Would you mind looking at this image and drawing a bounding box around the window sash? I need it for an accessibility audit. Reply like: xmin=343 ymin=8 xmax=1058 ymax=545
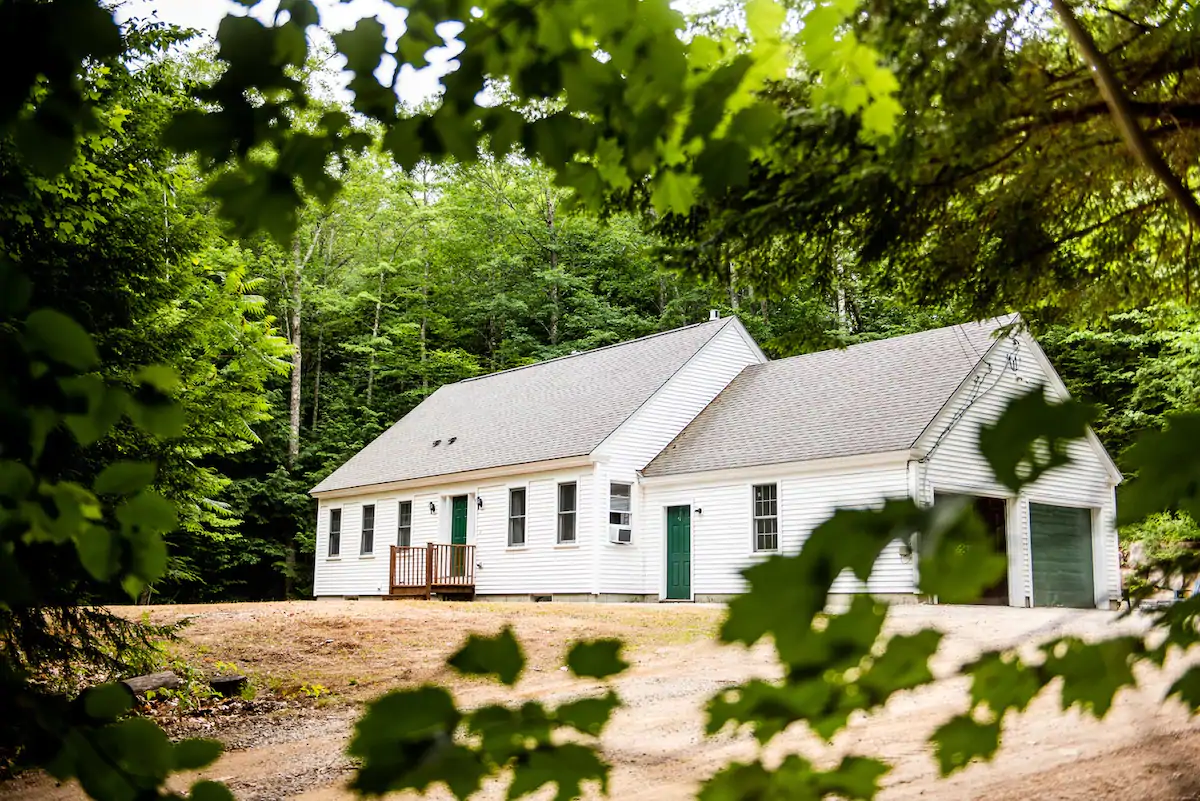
xmin=609 ymin=482 xmax=632 ymax=535
xmin=509 ymin=488 xmax=526 ymax=546
xmin=397 ymin=501 xmax=412 ymax=547
xmin=361 ymin=504 xmax=375 ymax=554
xmin=558 ymin=482 xmax=577 ymax=543
xmin=328 ymin=508 xmax=341 ymax=557
xmin=752 ymin=484 xmax=778 ymax=552
xmin=610 ymin=483 xmax=631 ymax=512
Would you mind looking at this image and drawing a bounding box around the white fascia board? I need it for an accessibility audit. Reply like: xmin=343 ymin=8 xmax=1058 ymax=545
xmin=639 ymin=449 xmax=913 ymax=488
xmin=310 ymin=455 xmax=595 ymax=499
xmin=1020 ymin=333 xmax=1124 ymax=485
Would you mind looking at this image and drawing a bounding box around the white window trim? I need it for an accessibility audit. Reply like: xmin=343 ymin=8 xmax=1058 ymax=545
xmin=508 ymin=484 xmax=529 ymax=549
xmin=360 ymin=503 xmax=377 ymax=555
xmin=751 ymin=482 xmax=780 ymax=553
xmin=396 ymin=498 xmax=414 ymax=548
xmin=608 ymin=481 xmax=633 ymax=545
xmin=327 ymin=505 xmax=344 ymax=559
xmin=557 ymin=480 xmax=578 ymax=544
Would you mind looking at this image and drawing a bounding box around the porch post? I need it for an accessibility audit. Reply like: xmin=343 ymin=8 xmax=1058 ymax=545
xmin=425 ymin=543 xmax=434 ymax=600
xmin=389 ymin=545 xmax=396 ymax=592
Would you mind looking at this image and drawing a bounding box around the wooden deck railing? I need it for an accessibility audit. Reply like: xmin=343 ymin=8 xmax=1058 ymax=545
xmin=389 ymin=543 xmax=476 ymax=598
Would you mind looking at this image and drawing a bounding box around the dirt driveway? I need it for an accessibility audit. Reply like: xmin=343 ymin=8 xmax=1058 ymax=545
xmin=4 ymin=601 xmax=1199 ymax=801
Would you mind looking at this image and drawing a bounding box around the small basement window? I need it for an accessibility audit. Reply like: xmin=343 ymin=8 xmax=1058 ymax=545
xmin=609 ymin=483 xmax=632 ymax=544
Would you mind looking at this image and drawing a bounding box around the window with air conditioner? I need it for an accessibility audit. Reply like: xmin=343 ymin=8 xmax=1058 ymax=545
xmin=609 ymin=483 xmax=632 ymax=544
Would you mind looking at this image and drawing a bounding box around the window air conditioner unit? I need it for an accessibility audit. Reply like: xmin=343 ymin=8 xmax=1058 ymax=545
xmin=609 ymin=526 xmax=632 ymax=544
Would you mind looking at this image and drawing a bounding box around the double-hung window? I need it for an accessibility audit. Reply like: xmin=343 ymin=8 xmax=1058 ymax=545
xmin=609 ymin=483 xmax=632 ymax=544
xmin=557 ymin=482 xmax=577 ymax=543
xmin=397 ymin=501 xmax=412 ymax=546
xmin=752 ymin=484 xmax=778 ymax=552
xmin=328 ymin=508 xmax=342 ymax=557
xmin=360 ymin=504 xmax=375 ymax=555
xmin=509 ymin=488 xmax=527 ymax=546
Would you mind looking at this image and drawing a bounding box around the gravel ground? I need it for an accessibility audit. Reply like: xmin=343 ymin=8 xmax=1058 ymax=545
xmin=3 ymin=601 xmax=1198 ymax=801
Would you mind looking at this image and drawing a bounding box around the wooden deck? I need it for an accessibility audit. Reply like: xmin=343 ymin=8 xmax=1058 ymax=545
xmin=389 ymin=543 xmax=476 ymax=599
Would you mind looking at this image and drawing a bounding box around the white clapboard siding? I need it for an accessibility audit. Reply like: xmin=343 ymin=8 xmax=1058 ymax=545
xmin=590 ymin=319 xmax=762 ymax=596
xmin=917 ymin=332 xmax=1121 ymax=605
xmin=595 ymin=462 xmax=647 ymax=595
xmin=313 ymin=466 xmax=597 ymax=598
xmin=639 ymin=459 xmax=913 ymax=598
xmin=594 ymin=320 xmax=764 ymax=476
xmin=473 ymin=467 xmax=595 ymax=596
xmin=313 ymin=494 xmax=399 ymax=597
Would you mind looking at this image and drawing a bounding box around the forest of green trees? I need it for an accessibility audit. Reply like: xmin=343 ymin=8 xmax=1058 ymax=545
xmin=17 ymin=14 xmax=1193 ymax=606
xmin=6 ymin=0 xmax=1200 ymax=798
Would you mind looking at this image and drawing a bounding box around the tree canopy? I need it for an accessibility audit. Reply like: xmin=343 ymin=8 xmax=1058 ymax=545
xmin=3 ymin=0 xmax=1200 ymax=800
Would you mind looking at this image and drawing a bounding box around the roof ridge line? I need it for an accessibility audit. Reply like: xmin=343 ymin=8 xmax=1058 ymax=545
xmin=752 ymin=316 xmax=1014 ymax=370
xmin=457 ymin=317 xmax=728 ymax=384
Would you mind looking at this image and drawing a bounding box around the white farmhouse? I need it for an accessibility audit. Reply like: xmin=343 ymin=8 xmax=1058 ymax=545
xmin=310 ymin=315 xmax=1122 ymax=608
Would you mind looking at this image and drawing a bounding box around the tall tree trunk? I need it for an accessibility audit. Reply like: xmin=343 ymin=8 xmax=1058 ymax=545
xmin=1051 ymin=0 xmax=1200 ymax=230
xmin=284 ymin=222 xmax=323 ymax=599
xmin=311 ymin=322 xmax=323 ymax=430
xmin=421 ymin=258 xmax=429 ymax=393
xmin=546 ymin=189 xmax=560 ymax=346
xmin=367 ymin=266 xmax=383 ymax=407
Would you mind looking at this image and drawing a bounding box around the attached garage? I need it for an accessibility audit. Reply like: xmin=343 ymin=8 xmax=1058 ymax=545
xmin=1029 ymin=503 xmax=1096 ymax=608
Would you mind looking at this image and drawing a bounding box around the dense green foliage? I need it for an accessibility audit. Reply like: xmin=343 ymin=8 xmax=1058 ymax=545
xmin=4 ymin=0 xmax=1200 ymax=799
xmin=654 ymin=0 xmax=1200 ymax=318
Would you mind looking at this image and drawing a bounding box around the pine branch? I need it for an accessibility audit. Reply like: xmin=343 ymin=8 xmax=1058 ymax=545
xmin=1051 ymin=0 xmax=1200 ymax=230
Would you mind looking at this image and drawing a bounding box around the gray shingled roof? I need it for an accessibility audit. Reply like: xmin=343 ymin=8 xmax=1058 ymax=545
xmin=311 ymin=318 xmax=732 ymax=493
xmin=642 ymin=317 xmax=1017 ymax=477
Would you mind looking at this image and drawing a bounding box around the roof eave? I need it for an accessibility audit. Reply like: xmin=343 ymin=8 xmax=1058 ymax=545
xmin=310 ymin=454 xmax=596 ymax=499
xmin=640 ymin=449 xmax=914 ymax=486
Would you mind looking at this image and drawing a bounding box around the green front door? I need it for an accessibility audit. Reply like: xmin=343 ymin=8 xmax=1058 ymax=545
xmin=1030 ymin=503 xmax=1095 ymax=608
xmin=666 ymin=506 xmax=691 ymax=600
xmin=451 ymin=495 xmax=468 ymax=576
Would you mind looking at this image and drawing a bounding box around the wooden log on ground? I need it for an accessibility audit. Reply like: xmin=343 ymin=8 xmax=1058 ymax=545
xmin=209 ymin=674 xmax=248 ymax=697
xmin=121 ymin=671 xmax=183 ymax=695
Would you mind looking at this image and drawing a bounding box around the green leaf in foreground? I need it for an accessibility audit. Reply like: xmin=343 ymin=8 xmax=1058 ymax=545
xmin=565 ymin=639 xmax=628 ymax=679
xmin=978 ymin=386 xmax=1095 ymax=493
xmin=1118 ymin=412 xmax=1200 ymax=525
xmin=349 ymin=686 xmax=486 ymax=798
xmin=553 ymin=691 xmax=620 ymax=736
xmin=448 ymin=626 xmax=525 ymax=685
xmin=507 ymin=743 xmax=609 ymax=801
xmin=700 ymin=754 xmax=890 ymax=800
xmin=173 ymin=738 xmax=224 ymax=771
xmin=24 ymin=308 xmax=99 ymax=370
xmin=190 ymin=780 xmax=237 ymax=801
xmin=966 ymin=651 xmax=1041 ymax=716
xmin=930 ymin=714 xmax=1001 ymax=776
xmin=1042 ymin=636 xmax=1143 ymax=717
xmin=1168 ymin=665 xmax=1200 ymax=712
xmin=82 ymin=684 xmax=133 ymax=720
xmin=93 ymin=461 xmax=157 ymax=496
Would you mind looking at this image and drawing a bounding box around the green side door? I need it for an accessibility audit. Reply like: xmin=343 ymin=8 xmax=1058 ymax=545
xmin=1029 ymin=503 xmax=1095 ymax=608
xmin=666 ymin=505 xmax=691 ymax=600
xmin=451 ymin=495 xmax=468 ymax=576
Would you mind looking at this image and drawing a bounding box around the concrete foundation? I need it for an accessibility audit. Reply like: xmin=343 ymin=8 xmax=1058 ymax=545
xmin=474 ymin=593 xmax=658 ymax=603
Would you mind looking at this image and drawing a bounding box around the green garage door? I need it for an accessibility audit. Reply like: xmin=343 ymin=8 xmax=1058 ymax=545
xmin=1029 ymin=503 xmax=1095 ymax=608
